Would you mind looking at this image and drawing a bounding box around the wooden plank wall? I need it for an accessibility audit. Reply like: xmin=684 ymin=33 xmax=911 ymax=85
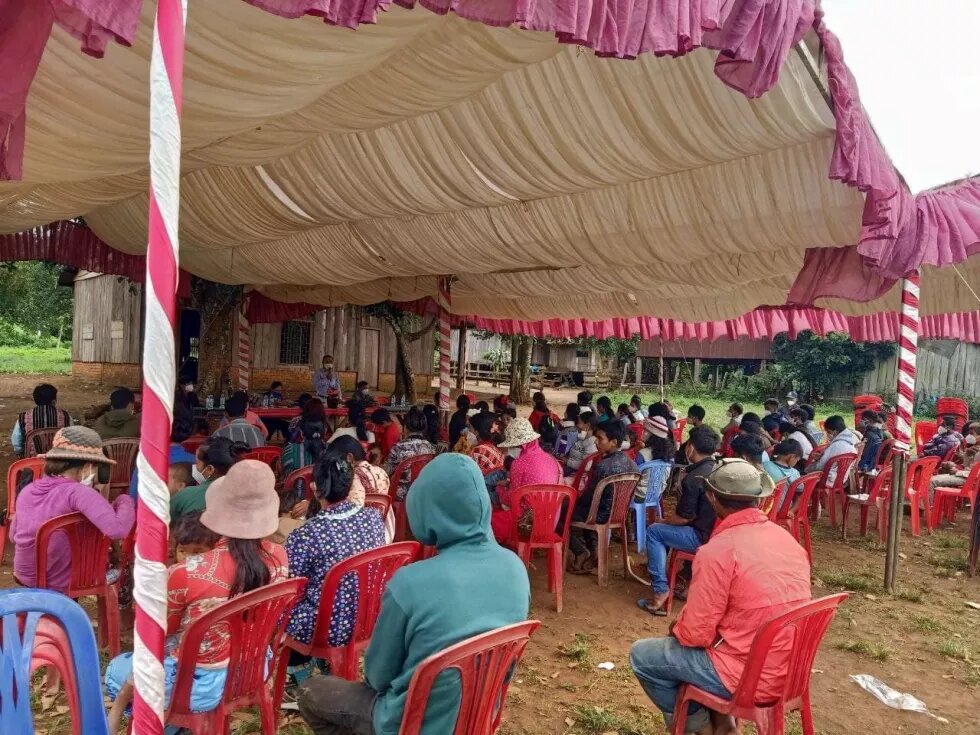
xmin=250 ymin=306 xmax=434 ymax=386
xmin=71 ymin=274 xmax=142 ymax=363
xmin=832 ymin=341 xmax=980 ymax=399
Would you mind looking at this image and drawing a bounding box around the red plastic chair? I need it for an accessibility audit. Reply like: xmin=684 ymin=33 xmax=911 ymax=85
xmin=905 ymin=456 xmax=940 ymax=536
xmin=569 ymin=472 xmax=641 ymax=587
xmin=762 ymin=480 xmax=788 ymax=521
xmin=720 ymin=425 xmax=740 ymax=458
xmin=665 ymin=549 xmax=697 ymax=616
xmin=936 ymin=397 xmax=969 ymax=430
xmin=163 ymin=578 xmax=305 ymax=735
xmin=511 ymin=485 xmax=576 ymax=612
xmin=471 ymin=444 xmax=504 ymax=475
xmin=569 ymin=452 xmax=599 ymax=498
xmin=841 ymin=467 xmax=893 ymax=541
xmin=774 ymin=473 xmax=821 ymax=565
xmin=673 ymin=418 xmax=687 ymax=444
xmin=24 ymin=427 xmax=58 ymax=458
xmin=672 ymin=594 xmax=848 ymax=735
xmin=242 ymin=445 xmax=283 ymax=474
xmin=913 ymin=421 xmax=937 ymax=456
xmin=397 ymin=620 xmax=540 ymax=735
xmin=35 ymin=512 xmax=123 ymax=656
xmin=103 ymin=438 xmax=140 ymax=495
xmin=389 ymin=453 xmax=435 ymax=541
xmin=932 ymin=463 xmax=980 ymax=528
xmin=1 ymin=457 xmax=45 ymax=565
xmin=813 ymin=453 xmax=857 ymax=527
xmin=875 ymin=438 xmax=895 ymax=468
xmin=281 ymin=465 xmax=314 ymax=501
xmin=363 ymin=492 xmax=392 ymax=519
xmin=283 ymin=542 xmax=420 ymax=680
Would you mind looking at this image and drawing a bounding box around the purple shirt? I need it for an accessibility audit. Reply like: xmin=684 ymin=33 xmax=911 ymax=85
xmin=11 ymin=474 xmax=135 ymax=593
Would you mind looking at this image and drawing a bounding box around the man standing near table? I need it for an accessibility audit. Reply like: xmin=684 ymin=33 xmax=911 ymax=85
xmin=313 ymin=354 xmax=344 ymax=403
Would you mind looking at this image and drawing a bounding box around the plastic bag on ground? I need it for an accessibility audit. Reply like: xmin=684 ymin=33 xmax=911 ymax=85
xmin=849 ymin=674 xmax=948 ymax=723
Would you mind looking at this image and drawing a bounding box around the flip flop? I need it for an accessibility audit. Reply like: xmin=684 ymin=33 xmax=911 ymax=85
xmin=637 ymin=598 xmax=668 ymax=617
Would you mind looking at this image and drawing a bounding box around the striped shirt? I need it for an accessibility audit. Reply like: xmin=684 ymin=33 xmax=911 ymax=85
xmin=212 ymin=418 xmax=266 ymax=449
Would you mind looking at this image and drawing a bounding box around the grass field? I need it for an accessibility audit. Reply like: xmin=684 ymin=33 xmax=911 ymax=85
xmin=0 ymin=346 xmax=71 ymax=374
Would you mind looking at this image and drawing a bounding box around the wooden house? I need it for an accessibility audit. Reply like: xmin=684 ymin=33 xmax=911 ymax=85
xmin=70 ymin=273 xmax=435 ymax=393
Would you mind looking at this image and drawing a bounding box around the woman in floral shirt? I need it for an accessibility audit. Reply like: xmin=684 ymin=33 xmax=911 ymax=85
xmin=331 ymin=434 xmax=394 ymax=542
xmin=106 ymin=460 xmax=288 ymax=732
xmin=383 ymin=407 xmax=435 ymax=499
xmin=284 ymin=443 xmax=386 ymax=685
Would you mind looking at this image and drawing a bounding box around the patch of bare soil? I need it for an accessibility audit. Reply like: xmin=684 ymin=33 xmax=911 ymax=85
xmin=2 ymin=375 xmax=978 ymax=734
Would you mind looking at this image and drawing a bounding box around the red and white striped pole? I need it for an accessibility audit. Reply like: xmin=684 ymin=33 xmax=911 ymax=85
xmin=133 ymin=0 xmax=187 ymax=732
xmin=893 ymin=272 xmax=920 ymax=452
xmin=238 ymin=293 xmax=251 ymax=391
xmin=885 ymin=271 xmax=919 ymax=591
xmin=437 ymin=277 xmax=452 ymax=417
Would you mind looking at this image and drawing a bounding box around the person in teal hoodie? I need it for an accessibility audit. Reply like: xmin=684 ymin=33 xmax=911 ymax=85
xmin=297 ymin=452 xmax=530 ymax=735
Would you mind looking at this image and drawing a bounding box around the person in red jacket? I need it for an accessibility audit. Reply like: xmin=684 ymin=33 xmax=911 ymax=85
xmin=370 ymin=408 xmax=402 ymax=461
xmin=630 ymin=459 xmax=811 ymax=734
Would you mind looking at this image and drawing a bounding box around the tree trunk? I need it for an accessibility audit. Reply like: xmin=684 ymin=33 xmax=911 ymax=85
xmin=392 ymin=327 xmax=417 ymax=404
xmin=456 ymin=325 xmax=468 ymax=391
xmin=191 ymin=278 xmax=243 ymax=399
xmin=509 ymin=335 xmax=533 ymax=404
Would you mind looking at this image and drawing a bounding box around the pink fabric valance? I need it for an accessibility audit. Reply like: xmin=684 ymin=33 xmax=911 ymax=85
xmin=246 ymin=291 xmax=321 ymax=323
xmin=0 ymin=219 xmax=191 ymax=296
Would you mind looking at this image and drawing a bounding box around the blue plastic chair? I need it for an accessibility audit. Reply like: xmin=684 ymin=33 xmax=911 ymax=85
xmin=0 ymin=588 xmax=109 ymax=735
xmin=631 ymin=459 xmax=672 ymax=553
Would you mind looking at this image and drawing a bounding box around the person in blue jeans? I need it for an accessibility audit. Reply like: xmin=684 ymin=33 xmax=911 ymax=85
xmin=638 ymin=425 xmax=719 ymax=616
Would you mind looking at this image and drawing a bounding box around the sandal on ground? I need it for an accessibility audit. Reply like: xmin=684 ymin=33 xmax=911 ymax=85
xmin=637 ymin=598 xmax=668 ymax=617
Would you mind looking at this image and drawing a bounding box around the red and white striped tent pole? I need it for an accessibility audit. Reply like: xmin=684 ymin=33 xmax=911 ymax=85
xmin=132 ymin=0 xmax=187 ymax=732
xmin=437 ymin=277 xmax=452 ymax=419
xmin=238 ymin=293 xmax=251 ymax=391
xmin=884 ymin=271 xmax=920 ymax=591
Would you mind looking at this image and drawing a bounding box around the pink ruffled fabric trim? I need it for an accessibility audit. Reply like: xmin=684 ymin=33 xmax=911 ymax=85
xmin=0 ymin=219 xmax=191 ymax=296
xmin=247 ymin=290 xmax=322 ymax=323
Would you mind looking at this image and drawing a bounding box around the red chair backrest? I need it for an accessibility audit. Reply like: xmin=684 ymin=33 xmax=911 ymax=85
xmin=773 ymin=473 xmax=821 ymax=523
xmin=582 ymin=472 xmax=641 ymax=526
xmin=906 ymin=456 xmax=940 ymax=498
xmin=673 ymin=418 xmax=687 ymax=444
xmin=726 ymin=594 xmax=848 ymax=710
xmin=720 ymin=425 xmax=740 ymax=457
xmin=282 ymin=466 xmax=314 ymax=501
xmin=181 ymin=436 xmax=207 ymax=455
xmin=242 ymin=446 xmax=283 ymax=469
xmin=762 ymin=479 xmax=788 ymax=521
xmin=310 ymin=542 xmax=420 ymax=676
xmin=866 ymin=466 xmax=893 ymax=503
xmin=35 ymin=513 xmax=113 ymax=594
xmin=956 ymin=463 xmax=980 ymax=502
xmin=936 ymin=397 xmax=969 ymax=430
xmin=103 ymin=438 xmax=140 ymax=487
xmin=852 ymin=394 xmax=883 ymax=408
xmin=818 ymin=452 xmax=857 ymax=491
xmin=398 ymin=620 xmax=540 ymax=735
xmin=24 ymin=428 xmax=58 ymax=458
xmin=363 ymin=493 xmax=392 ymax=518
xmin=470 ymin=445 xmax=504 ymax=475
xmin=940 ymin=443 xmax=960 ymax=464
xmin=5 ymin=457 xmax=45 ymax=519
xmin=875 ymin=439 xmax=895 ymax=468
xmin=168 ymin=578 xmax=305 ymax=719
xmin=570 ymin=452 xmax=599 ymax=497
xmin=914 ymin=421 xmax=937 ymax=455
xmin=390 ymin=453 xmax=435 ymax=492
xmin=511 ymin=485 xmax=576 ymax=546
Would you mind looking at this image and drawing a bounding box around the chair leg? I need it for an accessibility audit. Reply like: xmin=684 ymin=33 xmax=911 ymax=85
xmin=0 ymin=524 xmax=8 ymax=566
xmin=802 ymin=520 xmax=813 ymax=566
xmin=104 ymin=585 xmax=121 ymax=657
xmin=909 ymin=495 xmax=920 ymax=537
xmin=800 ymin=691 xmax=815 ymax=735
xmin=259 ymin=696 xmax=278 ymax=735
xmin=596 ymin=527 xmax=610 ymax=588
xmin=859 ymin=505 xmax=869 ymax=537
xmin=551 ymin=543 xmax=564 ymax=613
xmin=634 ymin=505 xmax=646 ymax=554
xmin=671 ymin=687 xmax=690 ymax=735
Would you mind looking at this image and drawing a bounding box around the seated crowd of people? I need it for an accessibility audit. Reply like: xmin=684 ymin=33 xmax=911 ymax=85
xmin=6 ymin=379 xmax=976 ymax=734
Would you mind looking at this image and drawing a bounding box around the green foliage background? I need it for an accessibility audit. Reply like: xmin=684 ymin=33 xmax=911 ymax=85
xmin=0 ymin=262 xmax=74 ymax=346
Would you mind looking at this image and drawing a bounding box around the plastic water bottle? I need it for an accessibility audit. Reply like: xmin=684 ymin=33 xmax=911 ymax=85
xmin=206 ymin=394 xmax=214 ymax=410
xmin=219 ymin=393 xmax=226 ymax=409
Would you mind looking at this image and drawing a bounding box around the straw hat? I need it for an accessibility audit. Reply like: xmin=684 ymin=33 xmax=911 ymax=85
xmin=200 ymin=460 xmax=279 ymax=539
xmin=643 ymin=416 xmax=669 ymax=439
xmin=497 ymin=417 xmax=540 ymax=448
xmin=41 ymin=426 xmax=115 ymax=464
xmin=704 ymin=459 xmax=775 ymax=499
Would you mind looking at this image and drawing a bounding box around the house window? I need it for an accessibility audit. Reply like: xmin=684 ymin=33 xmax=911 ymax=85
xmin=575 ymin=349 xmax=589 ymax=358
xmin=279 ymin=321 xmax=311 ymax=365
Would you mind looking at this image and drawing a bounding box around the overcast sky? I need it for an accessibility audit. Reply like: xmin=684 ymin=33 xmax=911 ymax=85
xmin=820 ymin=0 xmax=979 ymax=193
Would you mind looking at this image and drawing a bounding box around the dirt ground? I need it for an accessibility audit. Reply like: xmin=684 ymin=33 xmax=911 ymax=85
xmin=2 ymin=374 xmax=978 ymax=735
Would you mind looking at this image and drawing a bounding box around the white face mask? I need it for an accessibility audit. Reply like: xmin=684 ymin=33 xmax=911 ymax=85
xmin=577 ymin=430 xmax=587 ymax=440
xmin=966 ymin=434 xmax=977 ymax=446
xmin=507 ymin=447 xmax=521 ymax=459
xmin=184 ymin=384 xmax=194 ymax=392
xmin=192 ymin=465 xmax=207 ymax=484
xmin=938 ymin=426 xmax=949 ymax=435
xmin=81 ymin=472 xmax=97 ymax=487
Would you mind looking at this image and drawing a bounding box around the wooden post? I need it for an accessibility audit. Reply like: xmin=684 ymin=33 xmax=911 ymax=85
xmin=659 ymin=339 xmax=665 ymax=401
xmin=455 ymin=324 xmax=468 ymax=391
xmin=635 ymin=356 xmax=642 ymax=386
xmin=693 ymin=358 xmax=702 ymax=385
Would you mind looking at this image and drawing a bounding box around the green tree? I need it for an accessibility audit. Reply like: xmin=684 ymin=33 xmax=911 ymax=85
xmin=772 ymin=331 xmax=895 ymax=398
xmin=0 ymin=262 xmax=74 ymax=341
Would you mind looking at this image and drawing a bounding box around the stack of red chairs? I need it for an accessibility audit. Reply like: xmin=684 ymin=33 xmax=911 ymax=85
xmin=936 ymin=397 xmax=969 ymax=431
xmin=852 ymin=394 xmax=883 ymax=431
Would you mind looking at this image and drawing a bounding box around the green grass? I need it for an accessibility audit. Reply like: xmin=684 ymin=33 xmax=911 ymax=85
xmin=0 ymin=346 xmax=71 ymax=374
xmin=910 ymin=615 xmax=946 ymax=634
xmin=938 ymin=639 xmax=973 ymax=661
xmin=817 ymin=568 xmax=880 ymax=593
xmin=932 ymin=533 xmax=969 ymax=550
xmin=559 ymin=633 xmax=597 ymax=665
xmin=836 ymin=639 xmax=893 ymax=662
xmin=573 ymin=704 xmax=657 ymax=735
xmin=893 ymin=587 xmax=925 ymax=603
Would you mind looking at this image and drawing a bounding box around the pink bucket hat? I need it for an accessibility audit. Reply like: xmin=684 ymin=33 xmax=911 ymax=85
xmin=200 ymin=459 xmax=279 ymax=539
xmin=644 ymin=415 xmax=669 ymax=439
